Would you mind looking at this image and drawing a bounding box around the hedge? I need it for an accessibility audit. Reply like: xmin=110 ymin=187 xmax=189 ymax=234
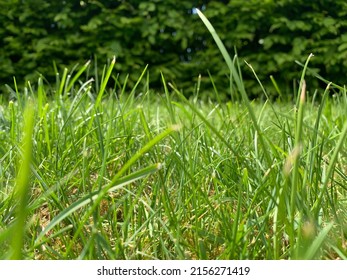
xmin=1 ymin=0 xmax=347 ymax=98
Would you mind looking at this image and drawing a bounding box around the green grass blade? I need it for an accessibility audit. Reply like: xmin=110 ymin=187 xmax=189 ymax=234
xmin=9 ymin=102 xmax=35 ymax=259
xmin=312 ymin=116 xmax=347 ymax=216
xmin=66 ymin=60 xmax=91 ymax=93
xmin=303 ymin=223 xmax=333 ymax=259
xmin=196 ymin=9 xmax=272 ymax=167
xmin=95 ymin=56 xmax=115 ymax=107
xmin=196 ymin=9 xmax=244 ymax=94
xmin=270 ymin=75 xmax=283 ymax=99
xmin=58 ymin=67 xmax=68 ymax=96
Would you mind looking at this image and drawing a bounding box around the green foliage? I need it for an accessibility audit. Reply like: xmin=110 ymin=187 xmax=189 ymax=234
xmin=1 ymin=0 xmax=347 ymax=97
xmin=195 ymin=0 xmax=347 ymax=97
xmin=0 ymin=0 xmax=207 ymax=91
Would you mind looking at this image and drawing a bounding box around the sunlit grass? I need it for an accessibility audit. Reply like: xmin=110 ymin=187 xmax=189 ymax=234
xmin=0 ymin=10 xmax=346 ymax=260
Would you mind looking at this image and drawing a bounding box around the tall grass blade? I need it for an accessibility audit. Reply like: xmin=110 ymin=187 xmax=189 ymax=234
xmin=196 ymin=9 xmax=272 ymax=167
xmin=66 ymin=60 xmax=91 ymax=93
xmin=9 ymin=102 xmax=35 ymax=259
xmin=58 ymin=67 xmax=68 ymax=96
xmin=312 ymin=116 xmax=347 ymax=217
xmin=95 ymin=56 xmax=115 ymax=107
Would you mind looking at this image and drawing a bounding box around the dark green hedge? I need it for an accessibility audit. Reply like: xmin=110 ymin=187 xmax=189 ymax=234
xmin=1 ymin=0 xmax=347 ymax=97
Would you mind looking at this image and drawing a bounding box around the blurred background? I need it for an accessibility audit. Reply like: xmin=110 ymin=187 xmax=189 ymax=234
xmin=1 ymin=0 xmax=347 ymax=98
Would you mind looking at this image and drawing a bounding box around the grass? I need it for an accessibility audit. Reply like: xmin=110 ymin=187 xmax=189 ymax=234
xmin=0 ymin=10 xmax=347 ymax=260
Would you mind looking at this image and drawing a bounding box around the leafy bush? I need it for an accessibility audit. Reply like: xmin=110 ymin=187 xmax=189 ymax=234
xmin=1 ymin=0 xmax=347 ymax=97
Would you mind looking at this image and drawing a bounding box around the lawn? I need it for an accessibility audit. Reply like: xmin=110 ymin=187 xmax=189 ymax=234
xmin=0 ymin=11 xmax=346 ymax=260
